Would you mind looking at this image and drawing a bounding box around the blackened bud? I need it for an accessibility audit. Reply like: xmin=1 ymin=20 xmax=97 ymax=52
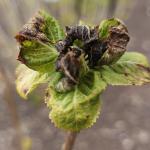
xmin=65 ymin=25 xmax=91 ymax=43
xmin=55 ymin=47 xmax=81 ymax=83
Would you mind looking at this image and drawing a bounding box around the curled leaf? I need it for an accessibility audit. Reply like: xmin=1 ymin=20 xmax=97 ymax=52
xmin=15 ymin=10 xmax=64 ymax=44
xmin=15 ymin=11 xmax=65 ymax=72
xmin=98 ymin=18 xmax=130 ymax=65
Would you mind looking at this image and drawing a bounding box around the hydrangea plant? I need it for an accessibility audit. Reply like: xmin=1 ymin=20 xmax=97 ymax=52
xmin=15 ymin=11 xmax=150 ymax=133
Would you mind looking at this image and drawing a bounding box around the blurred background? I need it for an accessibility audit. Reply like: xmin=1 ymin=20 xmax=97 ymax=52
xmin=0 ymin=0 xmax=150 ymax=150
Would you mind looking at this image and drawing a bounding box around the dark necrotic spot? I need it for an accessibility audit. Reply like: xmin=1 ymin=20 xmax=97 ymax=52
xmin=83 ymin=40 xmax=108 ymax=67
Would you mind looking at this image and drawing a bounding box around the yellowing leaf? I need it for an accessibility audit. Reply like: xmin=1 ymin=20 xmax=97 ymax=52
xmin=16 ymin=64 xmax=53 ymax=99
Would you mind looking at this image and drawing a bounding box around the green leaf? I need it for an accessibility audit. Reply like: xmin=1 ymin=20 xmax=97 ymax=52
xmin=45 ymin=71 xmax=107 ymax=131
xmin=39 ymin=10 xmax=65 ymax=43
xmin=118 ymin=52 xmax=149 ymax=67
xmin=100 ymin=52 xmax=150 ymax=85
xmin=15 ymin=10 xmax=65 ymax=72
xmin=16 ymin=64 xmax=54 ymax=99
xmin=99 ymin=18 xmax=120 ymax=39
xmin=18 ymin=41 xmax=58 ymax=72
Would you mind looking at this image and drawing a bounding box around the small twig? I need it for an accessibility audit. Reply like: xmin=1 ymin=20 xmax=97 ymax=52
xmin=0 ymin=66 xmax=22 ymax=150
xmin=62 ymin=131 xmax=78 ymax=150
xmin=107 ymin=0 xmax=118 ymax=18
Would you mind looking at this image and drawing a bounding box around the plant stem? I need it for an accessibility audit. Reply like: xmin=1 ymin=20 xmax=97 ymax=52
xmin=62 ymin=131 xmax=78 ymax=150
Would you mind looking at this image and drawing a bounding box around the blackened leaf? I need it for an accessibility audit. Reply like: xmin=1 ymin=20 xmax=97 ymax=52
xmin=100 ymin=52 xmax=150 ymax=85
xmin=16 ymin=64 xmax=56 ymax=99
xmin=16 ymin=10 xmax=65 ymax=44
xmin=98 ymin=18 xmax=130 ymax=65
xmin=45 ymin=71 xmax=107 ymax=131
